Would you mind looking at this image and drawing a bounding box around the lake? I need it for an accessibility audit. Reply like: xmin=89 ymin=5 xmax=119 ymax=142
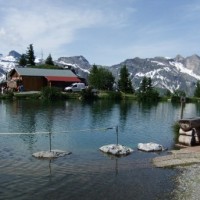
xmin=0 ymin=99 xmax=199 ymax=200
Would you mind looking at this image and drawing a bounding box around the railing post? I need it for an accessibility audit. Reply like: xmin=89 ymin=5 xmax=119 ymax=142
xmin=116 ymin=125 xmax=118 ymax=145
xmin=49 ymin=132 xmax=52 ymax=152
xmin=180 ymin=96 xmax=186 ymax=119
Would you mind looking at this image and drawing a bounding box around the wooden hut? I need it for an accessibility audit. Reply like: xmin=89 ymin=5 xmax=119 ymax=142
xmin=7 ymin=67 xmax=81 ymax=91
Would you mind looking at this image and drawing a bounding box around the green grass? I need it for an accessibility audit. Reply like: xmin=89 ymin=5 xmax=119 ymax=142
xmin=99 ymin=91 xmax=137 ymax=100
xmin=14 ymin=92 xmax=41 ymax=99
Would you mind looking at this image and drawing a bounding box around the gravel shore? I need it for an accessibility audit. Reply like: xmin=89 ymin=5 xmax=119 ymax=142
xmin=152 ymin=146 xmax=200 ymax=199
xmin=172 ymin=164 xmax=200 ymax=200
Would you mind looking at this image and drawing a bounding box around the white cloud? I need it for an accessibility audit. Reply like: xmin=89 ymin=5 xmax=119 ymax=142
xmin=0 ymin=0 xmax=198 ymax=65
xmin=0 ymin=5 xmax=102 ymax=54
xmin=0 ymin=28 xmax=6 ymax=36
xmin=0 ymin=0 xmax=135 ymax=57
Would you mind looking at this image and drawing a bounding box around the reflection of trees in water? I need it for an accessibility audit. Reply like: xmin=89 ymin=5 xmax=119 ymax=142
xmin=16 ymin=100 xmax=37 ymax=150
xmin=20 ymin=134 xmax=37 ymax=151
xmin=118 ymin=101 xmax=134 ymax=132
xmin=196 ymin=103 xmax=200 ymax=115
xmin=119 ymin=101 xmax=132 ymax=122
xmin=138 ymin=101 xmax=158 ymax=111
xmin=17 ymin=100 xmax=66 ymax=149
xmin=89 ymin=100 xmax=117 ymax=126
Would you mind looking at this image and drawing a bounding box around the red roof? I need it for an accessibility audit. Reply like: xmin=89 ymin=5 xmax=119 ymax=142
xmin=45 ymin=76 xmax=81 ymax=82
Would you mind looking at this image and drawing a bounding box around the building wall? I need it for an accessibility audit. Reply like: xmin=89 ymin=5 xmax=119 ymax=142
xmin=7 ymin=69 xmax=81 ymax=91
xmin=22 ymin=76 xmax=47 ymax=91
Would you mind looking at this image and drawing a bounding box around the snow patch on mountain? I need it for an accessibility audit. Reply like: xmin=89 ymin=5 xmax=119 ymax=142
xmin=151 ymin=61 xmax=165 ymax=66
xmin=55 ymin=56 xmax=91 ymax=80
xmin=1 ymin=56 xmax=17 ymax=62
xmin=135 ymin=67 xmax=171 ymax=79
xmin=57 ymin=60 xmax=90 ymax=74
xmin=170 ymin=61 xmax=200 ymax=80
xmin=0 ymin=74 xmax=6 ymax=83
xmin=0 ymin=60 xmax=16 ymax=71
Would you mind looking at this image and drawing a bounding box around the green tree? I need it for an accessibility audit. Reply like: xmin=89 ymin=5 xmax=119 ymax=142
xmin=118 ymin=65 xmax=134 ymax=93
xmin=165 ymin=89 xmax=171 ymax=97
xmin=88 ymin=65 xmax=115 ymax=90
xmin=137 ymin=76 xmax=159 ymax=101
xmin=194 ymin=81 xmax=200 ymax=97
xmin=171 ymin=89 xmax=186 ymax=103
xmin=26 ymin=44 xmax=35 ymax=66
xmin=88 ymin=64 xmax=99 ymax=87
xmin=139 ymin=76 xmax=148 ymax=93
xmin=45 ymin=54 xmax=54 ymax=65
xmin=18 ymin=54 xmax=27 ymax=67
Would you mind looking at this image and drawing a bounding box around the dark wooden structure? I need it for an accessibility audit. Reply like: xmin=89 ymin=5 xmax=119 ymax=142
xmin=178 ymin=118 xmax=200 ymax=146
xmin=7 ymin=67 xmax=81 ymax=91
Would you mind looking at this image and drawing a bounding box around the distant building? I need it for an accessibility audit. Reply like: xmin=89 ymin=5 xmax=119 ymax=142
xmin=7 ymin=67 xmax=81 ymax=91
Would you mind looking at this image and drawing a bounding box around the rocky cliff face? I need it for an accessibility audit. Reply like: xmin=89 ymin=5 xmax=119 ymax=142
xmin=55 ymin=56 xmax=91 ymax=80
xmin=8 ymin=50 xmax=21 ymax=59
xmin=183 ymin=55 xmax=200 ymax=74
xmin=109 ymin=55 xmax=200 ymax=96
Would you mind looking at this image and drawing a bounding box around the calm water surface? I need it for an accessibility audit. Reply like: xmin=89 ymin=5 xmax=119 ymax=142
xmin=0 ymin=99 xmax=200 ymax=200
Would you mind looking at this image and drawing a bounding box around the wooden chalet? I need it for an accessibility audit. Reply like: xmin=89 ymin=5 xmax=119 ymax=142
xmin=7 ymin=67 xmax=81 ymax=91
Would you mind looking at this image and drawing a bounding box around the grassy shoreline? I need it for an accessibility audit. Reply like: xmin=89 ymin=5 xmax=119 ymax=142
xmin=0 ymin=90 xmax=200 ymax=102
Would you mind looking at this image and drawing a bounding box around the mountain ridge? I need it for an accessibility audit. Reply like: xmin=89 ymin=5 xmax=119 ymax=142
xmin=1 ymin=51 xmax=200 ymax=96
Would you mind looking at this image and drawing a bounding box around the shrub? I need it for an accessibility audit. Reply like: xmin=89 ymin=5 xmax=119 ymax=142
xmin=100 ymin=91 xmax=122 ymax=100
xmin=41 ymin=86 xmax=61 ymax=100
xmin=80 ymin=88 xmax=99 ymax=100
xmin=0 ymin=91 xmax=14 ymax=99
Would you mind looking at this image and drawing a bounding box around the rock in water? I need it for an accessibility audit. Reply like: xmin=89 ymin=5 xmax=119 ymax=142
xmin=137 ymin=142 xmax=165 ymax=152
xmin=32 ymin=149 xmax=71 ymax=158
xmin=99 ymin=144 xmax=133 ymax=156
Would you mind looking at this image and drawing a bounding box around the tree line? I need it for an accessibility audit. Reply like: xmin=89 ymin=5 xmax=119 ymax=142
xmin=19 ymin=44 xmax=200 ymax=101
xmin=19 ymin=44 xmax=54 ymax=67
xmin=88 ymin=64 xmax=160 ymax=102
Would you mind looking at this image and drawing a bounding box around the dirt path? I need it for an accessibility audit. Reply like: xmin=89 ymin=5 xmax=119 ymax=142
xmin=152 ymin=146 xmax=200 ymax=168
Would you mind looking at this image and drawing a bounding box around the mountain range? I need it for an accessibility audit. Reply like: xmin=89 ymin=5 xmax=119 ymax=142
xmin=1 ymin=50 xmax=200 ymax=96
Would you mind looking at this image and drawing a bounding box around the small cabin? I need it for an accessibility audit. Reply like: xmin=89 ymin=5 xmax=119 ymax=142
xmin=7 ymin=67 xmax=81 ymax=91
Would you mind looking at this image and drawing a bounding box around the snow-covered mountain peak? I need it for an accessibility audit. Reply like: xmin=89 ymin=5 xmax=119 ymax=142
xmin=8 ymin=50 xmax=21 ymax=59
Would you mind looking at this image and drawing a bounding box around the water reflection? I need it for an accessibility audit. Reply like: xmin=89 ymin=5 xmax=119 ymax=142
xmin=138 ymin=101 xmax=159 ymax=110
xmin=1 ymin=99 xmax=200 ymax=199
xmin=119 ymin=101 xmax=133 ymax=131
xmin=196 ymin=103 xmax=200 ymax=116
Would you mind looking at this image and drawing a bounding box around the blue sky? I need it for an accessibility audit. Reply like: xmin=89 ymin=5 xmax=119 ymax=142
xmin=0 ymin=0 xmax=199 ymax=65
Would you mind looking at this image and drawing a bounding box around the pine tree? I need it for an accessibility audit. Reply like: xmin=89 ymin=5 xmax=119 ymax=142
xmin=26 ymin=44 xmax=35 ymax=66
xmin=45 ymin=54 xmax=54 ymax=65
xmin=139 ymin=76 xmax=147 ymax=93
xmin=118 ymin=65 xmax=134 ymax=93
xmin=194 ymin=81 xmax=200 ymax=97
xmin=18 ymin=54 xmax=27 ymax=67
xmin=138 ymin=76 xmax=159 ymax=101
xmin=88 ymin=65 xmax=99 ymax=88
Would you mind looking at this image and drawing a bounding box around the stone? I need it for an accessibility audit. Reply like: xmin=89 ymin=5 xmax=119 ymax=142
xmin=137 ymin=142 xmax=165 ymax=152
xmin=32 ymin=149 xmax=71 ymax=158
xmin=99 ymin=144 xmax=133 ymax=156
